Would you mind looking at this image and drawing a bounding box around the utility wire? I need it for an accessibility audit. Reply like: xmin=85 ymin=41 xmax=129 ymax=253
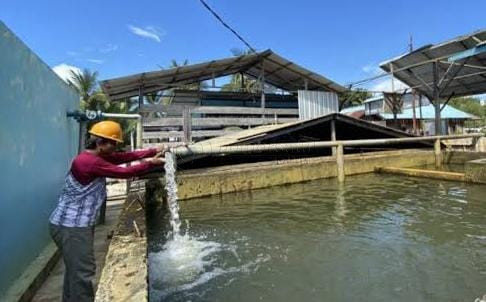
xmin=198 ymin=0 xmax=256 ymax=53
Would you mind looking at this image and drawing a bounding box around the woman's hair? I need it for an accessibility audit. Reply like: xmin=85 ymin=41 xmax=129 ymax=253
xmin=85 ymin=135 xmax=114 ymax=149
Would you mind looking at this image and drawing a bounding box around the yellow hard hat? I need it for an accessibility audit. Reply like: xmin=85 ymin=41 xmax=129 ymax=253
xmin=89 ymin=120 xmax=124 ymax=143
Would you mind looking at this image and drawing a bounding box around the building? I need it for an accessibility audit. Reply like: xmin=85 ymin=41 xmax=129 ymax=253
xmin=341 ymin=93 xmax=476 ymax=135
xmin=101 ymin=50 xmax=347 ymax=144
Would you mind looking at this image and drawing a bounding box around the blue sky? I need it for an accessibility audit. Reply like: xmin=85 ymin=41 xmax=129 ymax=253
xmin=1 ymin=0 xmax=485 ymax=91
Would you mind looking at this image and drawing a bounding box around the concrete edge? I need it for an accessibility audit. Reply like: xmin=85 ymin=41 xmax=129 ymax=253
xmin=95 ymin=194 xmax=148 ymax=302
xmin=2 ymin=242 xmax=60 ymax=302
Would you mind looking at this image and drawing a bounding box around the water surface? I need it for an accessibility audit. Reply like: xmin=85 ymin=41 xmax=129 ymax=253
xmin=148 ymin=174 xmax=486 ymax=302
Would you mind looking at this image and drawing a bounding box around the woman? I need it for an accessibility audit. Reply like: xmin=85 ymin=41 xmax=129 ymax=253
xmin=49 ymin=120 xmax=165 ymax=302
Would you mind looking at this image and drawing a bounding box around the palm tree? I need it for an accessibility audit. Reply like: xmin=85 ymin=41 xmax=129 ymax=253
xmin=67 ymin=68 xmax=109 ymax=110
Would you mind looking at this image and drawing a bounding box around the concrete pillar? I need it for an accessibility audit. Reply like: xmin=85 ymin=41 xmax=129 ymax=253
xmin=336 ymin=144 xmax=344 ymax=182
xmin=434 ymin=138 xmax=441 ymax=168
xmin=331 ymin=119 xmax=337 ymax=156
xmin=473 ymin=137 xmax=480 ymax=152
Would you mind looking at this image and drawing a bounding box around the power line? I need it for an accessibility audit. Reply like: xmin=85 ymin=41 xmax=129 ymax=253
xmin=198 ymin=0 xmax=256 ymax=53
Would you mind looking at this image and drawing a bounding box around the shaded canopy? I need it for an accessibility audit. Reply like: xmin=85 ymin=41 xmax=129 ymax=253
xmin=380 ymin=29 xmax=486 ymax=99
xmin=101 ymin=50 xmax=347 ymax=100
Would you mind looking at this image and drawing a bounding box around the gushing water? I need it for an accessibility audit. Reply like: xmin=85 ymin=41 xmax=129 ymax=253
xmin=150 ymin=152 xmax=268 ymax=300
xmin=164 ymin=152 xmax=181 ymax=236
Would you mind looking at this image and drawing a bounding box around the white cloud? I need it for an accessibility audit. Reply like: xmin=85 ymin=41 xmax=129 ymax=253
xmin=52 ymin=63 xmax=81 ymax=83
xmin=370 ymin=77 xmax=409 ymax=93
xmin=128 ymin=25 xmax=164 ymax=43
xmin=361 ymin=63 xmax=382 ymax=76
xmin=86 ymin=58 xmax=104 ymax=64
xmin=67 ymin=51 xmax=79 ymax=56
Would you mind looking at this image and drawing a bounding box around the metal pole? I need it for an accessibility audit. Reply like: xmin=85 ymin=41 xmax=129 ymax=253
xmin=434 ymin=138 xmax=441 ymax=168
xmin=433 ymin=61 xmax=442 ymax=135
xmin=261 ymin=61 xmax=265 ymax=120
xmin=136 ymin=117 xmax=143 ymax=149
xmin=183 ymin=107 xmax=192 ymax=144
xmin=336 ymin=144 xmax=344 ymax=182
xmin=171 ymin=133 xmax=482 ymax=157
xmin=412 ymin=90 xmax=417 ymax=134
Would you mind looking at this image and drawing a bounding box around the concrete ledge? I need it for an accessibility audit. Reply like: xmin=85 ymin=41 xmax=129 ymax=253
xmin=375 ymin=167 xmax=466 ymax=182
xmin=95 ymin=195 xmax=148 ymax=302
xmin=465 ymin=158 xmax=486 ymax=184
xmin=147 ymin=149 xmax=436 ymax=201
xmin=2 ymin=242 xmax=60 ymax=302
xmin=443 ymin=151 xmax=486 ymax=165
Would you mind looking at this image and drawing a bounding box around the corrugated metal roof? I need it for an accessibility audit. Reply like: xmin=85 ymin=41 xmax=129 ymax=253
xmin=380 ymin=29 xmax=486 ymax=99
xmin=101 ymin=50 xmax=347 ymax=100
xmin=380 ymin=104 xmax=476 ymax=120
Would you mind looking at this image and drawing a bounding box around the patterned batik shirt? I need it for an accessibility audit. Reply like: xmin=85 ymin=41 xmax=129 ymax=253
xmin=49 ymin=172 xmax=106 ymax=227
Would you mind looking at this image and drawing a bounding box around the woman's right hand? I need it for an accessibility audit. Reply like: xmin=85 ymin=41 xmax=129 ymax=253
xmin=149 ymin=152 xmax=165 ymax=165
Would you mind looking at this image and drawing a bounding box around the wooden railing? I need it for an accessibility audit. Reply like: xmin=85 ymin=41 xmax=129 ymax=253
xmin=142 ymin=105 xmax=299 ymax=142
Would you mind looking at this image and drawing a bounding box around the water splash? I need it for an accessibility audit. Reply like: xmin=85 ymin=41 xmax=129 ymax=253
xmin=150 ymin=152 xmax=268 ymax=300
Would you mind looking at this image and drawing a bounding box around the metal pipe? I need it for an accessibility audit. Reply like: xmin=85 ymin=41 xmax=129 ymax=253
xmin=171 ymin=133 xmax=483 ymax=157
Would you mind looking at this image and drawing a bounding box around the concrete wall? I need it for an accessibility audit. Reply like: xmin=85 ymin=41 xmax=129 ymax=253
xmin=0 ymin=21 xmax=79 ymax=298
xmin=147 ymin=149 xmax=436 ymax=201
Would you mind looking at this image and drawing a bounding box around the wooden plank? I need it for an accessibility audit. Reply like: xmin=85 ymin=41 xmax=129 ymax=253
xmin=140 ymin=105 xmax=298 ymax=116
xmin=143 ymin=117 xmax=298 ymax=127
xmin=375 ymin=167 xmax=465 ymax=182
xmin=143 ymin=130 xmax=240 ymax=139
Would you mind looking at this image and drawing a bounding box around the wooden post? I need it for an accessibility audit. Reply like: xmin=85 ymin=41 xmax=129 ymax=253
xmin=434 ymin=138 xmax=441 ymax=168
xmin=183 ymin=107 xmax=192 ymax=144
xmin=331 ymin=119 xmax=337 ymax=156
xmin=336 ymin=143 xmax=344 ymax=182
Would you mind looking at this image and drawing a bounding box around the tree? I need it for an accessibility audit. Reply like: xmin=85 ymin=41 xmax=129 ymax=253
xmin=448 ymin=96 xmax=486 ymax=128
xmin=338 ymin=88 xmax=372 ymax=111
xmin=67 ymin=68 xmax=138 ymax=144
xmin=164 ymin=59 xmax=208 ymax=91
xmin=67 ymin=68 xmax=109 ymax=111
xmin=221 ymin=48 xmax=261 ymax=93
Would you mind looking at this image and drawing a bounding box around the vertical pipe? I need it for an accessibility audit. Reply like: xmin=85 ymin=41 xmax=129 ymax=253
xmin=434 ymin=138 xmax=441 ymax=168
xmin=412 ymin=90 xmax=417 ymax=134
xmin=183 ymin=107 xmax=192 ymax=144
xmin=138 ymin=85 xmax=144 ymax=149
xmin=336 ymin=144 xmax=344 ymax=182
xmin=78 ymin=120 xmax=87 ymax=153
xmin=261 ymin=61 xmax=265 ymax=121
xmin=136 ymin=117 xmax=143 ymax=149
xmin=331 ymin=119 xmax=337 ymax=156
